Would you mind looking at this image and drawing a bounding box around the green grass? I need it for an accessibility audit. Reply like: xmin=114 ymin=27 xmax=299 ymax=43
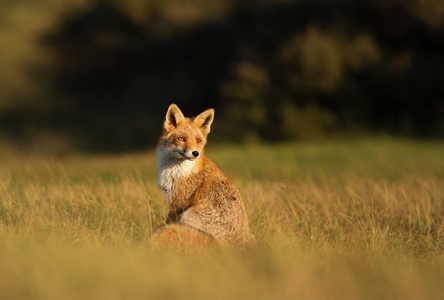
xmin=0 ymin=138 xmax=443 ymax=299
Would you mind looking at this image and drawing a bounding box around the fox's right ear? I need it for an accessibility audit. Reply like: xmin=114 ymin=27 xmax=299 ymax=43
xmin=193 ymin=108 xmax=214 ymax=136
xmin=164 ymin=104 xmax=185 ymax=132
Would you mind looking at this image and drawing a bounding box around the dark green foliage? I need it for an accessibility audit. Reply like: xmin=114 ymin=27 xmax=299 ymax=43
xmin=0 ymin=0 xmax=443 ymax=151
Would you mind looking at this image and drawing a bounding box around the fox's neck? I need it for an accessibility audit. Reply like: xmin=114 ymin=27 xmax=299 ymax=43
xmin=157 ymin=146 xmax=202 ymax=205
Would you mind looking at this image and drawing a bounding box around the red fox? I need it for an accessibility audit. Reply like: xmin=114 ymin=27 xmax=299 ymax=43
xmin=152 ymin=104 xmax=253 ymax=247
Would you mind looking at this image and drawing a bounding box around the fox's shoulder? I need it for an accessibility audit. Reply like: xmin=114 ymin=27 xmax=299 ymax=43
xmin=199 ymin=156 xmax=231 ymax=181
xmin=198 ymin=157 xmax=241 ymax=198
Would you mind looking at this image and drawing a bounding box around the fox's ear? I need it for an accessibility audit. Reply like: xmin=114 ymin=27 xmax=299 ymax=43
xmin=164 ymin=104 xmax=185 ymax=131
xmin=194 ymin=108 xmax=215 ymax=135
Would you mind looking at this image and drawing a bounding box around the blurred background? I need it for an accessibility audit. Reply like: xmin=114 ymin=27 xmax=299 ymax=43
xmin=1 ymin=0 xmax=443 ymax=153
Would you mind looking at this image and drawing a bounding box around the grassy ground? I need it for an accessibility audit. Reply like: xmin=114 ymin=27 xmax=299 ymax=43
xmin=0 ymin=138 xmax=443 ymax=300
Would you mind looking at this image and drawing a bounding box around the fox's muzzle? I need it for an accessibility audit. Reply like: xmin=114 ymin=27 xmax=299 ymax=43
xmin=178 ymin=149 xmax=200 ymax=160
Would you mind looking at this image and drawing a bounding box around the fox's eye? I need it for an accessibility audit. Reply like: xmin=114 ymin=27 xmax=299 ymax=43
xmin=177 ymin=137 xmax=186 ymax=142
xmin=196 ymin=138 xmax=202 ymax=143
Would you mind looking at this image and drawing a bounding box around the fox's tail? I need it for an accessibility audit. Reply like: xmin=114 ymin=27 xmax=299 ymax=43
xmin=151 ymin=224 xmax=217 ymax=250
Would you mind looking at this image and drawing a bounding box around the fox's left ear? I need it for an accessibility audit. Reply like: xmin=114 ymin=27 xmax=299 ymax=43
xmin=194 ymin=108 xmax=215 ymax=135
xmin=164 ymin=104 xmax=185 ymax=132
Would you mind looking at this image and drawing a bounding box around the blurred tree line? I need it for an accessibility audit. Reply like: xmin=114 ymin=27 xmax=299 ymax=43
xmin=0 ymin=0 xmax=443 ymax=152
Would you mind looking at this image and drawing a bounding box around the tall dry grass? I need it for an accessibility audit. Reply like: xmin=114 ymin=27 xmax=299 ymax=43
xmin=0 ymin=138 xmax=443 ymax=299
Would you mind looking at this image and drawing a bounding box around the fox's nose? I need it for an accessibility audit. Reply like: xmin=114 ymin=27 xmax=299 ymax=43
xmin=192 ymin=151 xmax=200 ymax=158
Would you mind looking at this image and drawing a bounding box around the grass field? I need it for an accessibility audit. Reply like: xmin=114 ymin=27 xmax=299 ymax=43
xmin=0 ymin=138 xmax=443 ymax=300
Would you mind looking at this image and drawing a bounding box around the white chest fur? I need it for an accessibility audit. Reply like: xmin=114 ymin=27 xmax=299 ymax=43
xmin=157 ymin=146 xmax=197 ymax=204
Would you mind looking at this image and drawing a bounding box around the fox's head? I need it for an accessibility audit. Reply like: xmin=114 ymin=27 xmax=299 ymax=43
xmin=159 ymin=104 xmax=214 ymax=161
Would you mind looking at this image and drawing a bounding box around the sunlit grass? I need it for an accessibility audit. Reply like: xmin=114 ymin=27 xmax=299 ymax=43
xmin=0 ymin=138 xmax=443 ymax=299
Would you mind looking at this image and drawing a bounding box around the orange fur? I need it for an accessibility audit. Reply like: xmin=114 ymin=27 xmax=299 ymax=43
xmin=151 ymin=224 xmax=217 ymax=250
xmin=154 ymin=104 xmax=254 ymax=248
